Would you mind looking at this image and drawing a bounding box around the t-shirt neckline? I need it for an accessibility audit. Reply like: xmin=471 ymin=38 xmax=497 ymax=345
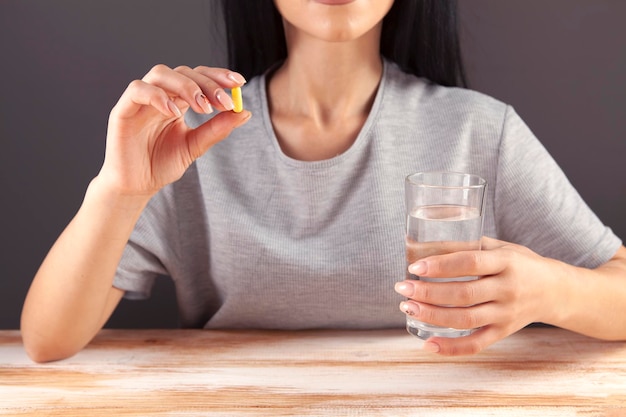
xmin=257 ymin=59 xmax=389 ymax=170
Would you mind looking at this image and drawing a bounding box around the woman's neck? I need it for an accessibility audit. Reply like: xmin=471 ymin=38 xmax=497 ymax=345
xmin=269 ymin=26 xmax=383 ymax=124
xmin=267 ymin=24 xmax=383 ymax=161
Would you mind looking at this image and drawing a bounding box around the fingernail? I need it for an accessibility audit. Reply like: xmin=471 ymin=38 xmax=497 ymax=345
xmin=228 ymin=72 xmax=247 ymax=85
xmin=215 ymin=89 xmax=234 ymax=110
xmin=196 ymin=93 xmax=213 ymax=114
xmin=423 ymin=342 xmax=440 ymax=353
xmin=394 ymin=282 xmax=413 ymax=297
xmin=400 ymin=301 xmax=418 ymax=316
xmin=409 ymin=261 xmax=427 ymax=275
xmin=167 ymin=100 xmax=182 ymax=118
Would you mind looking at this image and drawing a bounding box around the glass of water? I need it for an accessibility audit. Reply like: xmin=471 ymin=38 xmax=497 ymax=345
xmin=404 ymin=171 xmax=487 ymax=339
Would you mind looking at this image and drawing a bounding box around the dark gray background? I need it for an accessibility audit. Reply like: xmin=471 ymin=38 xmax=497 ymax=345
xmin=1 ymin=1 xmax=624 ymax=330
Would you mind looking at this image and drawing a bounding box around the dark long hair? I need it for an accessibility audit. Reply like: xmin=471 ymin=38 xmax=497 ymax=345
xmin=221 ymin=0 xmax=467 ymax=88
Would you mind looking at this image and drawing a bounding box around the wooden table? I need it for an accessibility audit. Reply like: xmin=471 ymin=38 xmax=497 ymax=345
xmin=1 ymin=328 xmax=625 ymax=416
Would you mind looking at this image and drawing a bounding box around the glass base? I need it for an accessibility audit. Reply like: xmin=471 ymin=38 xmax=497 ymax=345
xmin=406 ymin=317 xmax=474 ymax=339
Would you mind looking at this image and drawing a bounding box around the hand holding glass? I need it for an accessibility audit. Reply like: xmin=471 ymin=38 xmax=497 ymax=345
xmin=404 ymin=172 xmax=487 ymax=339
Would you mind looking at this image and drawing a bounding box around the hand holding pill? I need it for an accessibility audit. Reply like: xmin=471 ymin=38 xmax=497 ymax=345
xmin=98 ymin=64 xmax=251 ymax=197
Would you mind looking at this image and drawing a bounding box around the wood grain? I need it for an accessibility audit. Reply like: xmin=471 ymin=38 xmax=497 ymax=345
xmin=1 ymin=328 xmax=625 ymax=416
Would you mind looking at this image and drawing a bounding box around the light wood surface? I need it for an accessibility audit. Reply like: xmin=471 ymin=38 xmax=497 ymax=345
xmin=1 ymin=327 xmax=625 ymax=416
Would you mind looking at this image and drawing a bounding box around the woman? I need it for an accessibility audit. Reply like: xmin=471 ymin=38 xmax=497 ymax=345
xmin=22 ymin=0 xmax=626 ymax=362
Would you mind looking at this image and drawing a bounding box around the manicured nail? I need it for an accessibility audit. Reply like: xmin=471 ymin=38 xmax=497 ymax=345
xmin=395 ymin=282 xmax=413 ymax=297
xmin=215 ymin=89 xmax=234 ymax=110
xmin=228 ymin=72 xmax=247 ymax=84
xmin=423 ymin=342 xmax=440 ymax=353
xmin=408 ymin=261 xmax=427 ymax=275
xmin=400 ymin=301 xmax=418 ymax=316
xmin=167 ymin=100 xmax=182 ymax=117
xmin=195 ymin=93 xmax=213 ymax=114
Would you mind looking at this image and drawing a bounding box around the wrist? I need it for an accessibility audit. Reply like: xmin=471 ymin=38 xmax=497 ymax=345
xmin=538 ymin=258 xmax=583 ymax=329
xmin=85 ymin=175 xmax=155 ymax=215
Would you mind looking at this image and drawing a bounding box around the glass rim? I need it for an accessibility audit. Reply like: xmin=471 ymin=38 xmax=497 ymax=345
xmin=405 ymin=171 xmax=487 ymax=189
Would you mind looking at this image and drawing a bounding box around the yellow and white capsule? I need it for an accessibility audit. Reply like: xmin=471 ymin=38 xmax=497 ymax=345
xmin=231 ymin=86 xmax=243 ymax=113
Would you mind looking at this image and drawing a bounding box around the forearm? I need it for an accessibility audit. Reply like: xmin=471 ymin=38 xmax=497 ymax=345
xmin=546 ymin=246 xmax=626 ymax=340
xmin=21 ymin=177 xmax=152 ymax=361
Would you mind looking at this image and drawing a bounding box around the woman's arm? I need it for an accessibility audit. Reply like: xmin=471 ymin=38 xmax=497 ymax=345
xmin=21 ymin=65 xmax=250 ymax=363
xmin=395 ymin=238 xmax=626 ymax=356
xmin=21 ymin=181 xmax=149 ymax=363
xmin=556 ymin=245 xmax=626 ymax=339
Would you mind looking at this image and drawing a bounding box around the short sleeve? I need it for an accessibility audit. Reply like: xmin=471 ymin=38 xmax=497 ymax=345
xmin=113 ymin=188 xmax=179 ymax=299
xmin=493 ymin=107 xmax=621 ymax=268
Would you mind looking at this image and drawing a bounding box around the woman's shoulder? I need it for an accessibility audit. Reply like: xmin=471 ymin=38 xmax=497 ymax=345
xmin=383 ymin=60 xmax=509 ymax=123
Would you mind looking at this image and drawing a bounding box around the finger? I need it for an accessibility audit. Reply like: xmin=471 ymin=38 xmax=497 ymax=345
xmin=192 ymin=66 xmax=247 ymax=111
xmin=480 ymin=236 xmax=509 ymax=250
xmin=406 ymin=239 xmax=482 ymax=260
xmin=399 ymin=299 xmax=498 ymax=330
xmin=193 ymin=66 xmax=247 ymax=87
xmin=395 ymin=276 xmax=501 ymax=307
xmin=111 ymin=79 xmax=181 ymax=120
xmin=423 ymin=325 xmax=520 ymax=356
xmin=142 ymin=64 xmax=213 ymax=115
xmin=409 ymin=248 xmax=510 ymax=279
xmin=185 ymin=110 xmax=252 ymax=160
xmin=174 ymin=66 xmax=234 ymax=112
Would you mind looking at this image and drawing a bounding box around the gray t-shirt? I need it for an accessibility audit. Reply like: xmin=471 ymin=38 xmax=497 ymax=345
xmin=113 ymin=60 xmax=622 ymax=329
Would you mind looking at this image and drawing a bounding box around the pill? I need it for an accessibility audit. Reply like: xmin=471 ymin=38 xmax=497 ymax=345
xmin=231 ymin=86 xmax=243 ymax=113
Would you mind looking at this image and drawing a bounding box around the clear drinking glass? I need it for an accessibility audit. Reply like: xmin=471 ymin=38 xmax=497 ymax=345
xmin=404 ymin=172 xmax=487 ymax=339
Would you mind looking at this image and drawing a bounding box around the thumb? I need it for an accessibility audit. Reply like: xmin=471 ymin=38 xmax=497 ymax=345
xmin=480 ymin=236 xmax=509 ymax=250
xmin=186 ymin=110 xmax=251 ymax=160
